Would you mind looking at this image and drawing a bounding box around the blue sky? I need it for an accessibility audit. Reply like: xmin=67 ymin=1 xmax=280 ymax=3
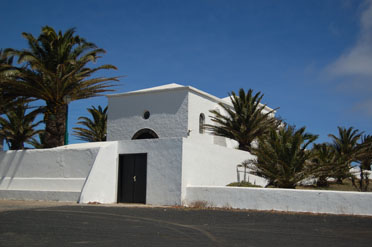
xmin=1 ymin=0 xmax=372 ymax=145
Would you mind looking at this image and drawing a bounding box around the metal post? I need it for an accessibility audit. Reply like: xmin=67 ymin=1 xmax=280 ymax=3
xmin=64 ymin=96 xmax=71 ymax=145
xmin=243 ymin=165 xmax=247 ymax=182
xmin=64 ymin=103 xmax=69 ymax=145
xmin=236 ymin=165 xmax=240 ymax=182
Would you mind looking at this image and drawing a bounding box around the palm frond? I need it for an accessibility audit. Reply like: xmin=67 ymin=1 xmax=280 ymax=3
xmin=3 ymin=26 xmax=121 ymax=147
xmin=204 ymin=88 xmax=278 ymax=152
xmin=72 ymin=105 xmax=107 ymax=142
xmin=248 ymin=125 xmax=318 ymax=188
xmin=0 ymin=100 xmax=43 ymax=150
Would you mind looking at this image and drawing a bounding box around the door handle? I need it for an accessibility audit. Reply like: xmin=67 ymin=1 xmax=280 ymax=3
xmin=133 ymin=176 xmax=136 ymax=182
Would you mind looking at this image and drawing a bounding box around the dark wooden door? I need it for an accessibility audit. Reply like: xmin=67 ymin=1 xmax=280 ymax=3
xmin=118 ymin=154 xmax=147 ymax=203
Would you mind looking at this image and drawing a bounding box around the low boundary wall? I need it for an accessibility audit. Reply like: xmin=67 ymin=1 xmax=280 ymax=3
xmin=185 ymin=186 xmax=372 ymax=216
xmin=181 ymin=139 xmax=267 ymax=202
xmin=0 ymin=144 xmax=101 ymax=202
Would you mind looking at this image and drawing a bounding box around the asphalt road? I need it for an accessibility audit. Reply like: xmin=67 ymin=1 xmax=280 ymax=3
xmin=0 ymin=200 xmax=371 ymax=247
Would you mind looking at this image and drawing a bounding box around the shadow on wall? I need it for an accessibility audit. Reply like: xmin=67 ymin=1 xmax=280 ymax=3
xmin=0 ymin=150 xmax=27 ymax=188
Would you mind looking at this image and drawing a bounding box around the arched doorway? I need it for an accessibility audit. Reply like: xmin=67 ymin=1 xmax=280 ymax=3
xmin=132 ymin=128 xmax=159 ymax=140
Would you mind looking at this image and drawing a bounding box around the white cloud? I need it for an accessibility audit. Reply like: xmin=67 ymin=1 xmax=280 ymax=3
xmin=353 ymin=99 xmax=372 ymax=117
xmin=327 ymin=0 xmax=372 ymax=77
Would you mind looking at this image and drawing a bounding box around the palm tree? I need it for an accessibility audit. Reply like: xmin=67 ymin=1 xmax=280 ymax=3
xmin=329 ymin=127 xmax=362 ymax=157
xmin=0 ymin=49 xmax=18 ymax=151
xmin=357 ymin=135 xmax=372 ymax=171
xmin=204 ymin=88 xmax=278 ymax=152
xmin=73 ymin=105 xmax=107 ymax=142
xmin=249 ymin=125 xmax=318 ymax=188
xmin=0 ymin=50 xmax=15 ymax=113
xmin=328 ymin=126 xmax=362 ymax=183
xmin=4 ymin=26 xmax=119 ymax=148
xmin=28 ymin=132 xmax=46 ymax=149
xmin=0 ymin=100 xmax=43 ymax=150
xmin=353 ymin=135 xmax=372 ymax=191
xmin=308 ymin=143 xmax=340 ymax=187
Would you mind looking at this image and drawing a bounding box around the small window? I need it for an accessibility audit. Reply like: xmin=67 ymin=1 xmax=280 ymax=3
xmin=143 ymin=110 xmax=150 ymax=119
xmin=199 ymin=113 xmax=205 ymax=134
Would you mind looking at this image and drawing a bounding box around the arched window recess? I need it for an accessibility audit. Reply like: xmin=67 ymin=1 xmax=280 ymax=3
xmin=132 ymin=128 xmax=159 ymax=140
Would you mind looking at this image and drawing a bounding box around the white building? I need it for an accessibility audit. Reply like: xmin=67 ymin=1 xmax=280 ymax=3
xmin=0 ymin=83 xmax=269 ymax=205
xmin=107 ymin=83 xmax=245 ymax=147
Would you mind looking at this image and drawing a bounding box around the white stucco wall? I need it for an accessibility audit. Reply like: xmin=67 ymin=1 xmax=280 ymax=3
xmin=187 ymin=90 xmax=219 ymax=144
xmin=0 ymin=147 xmax=99 ymax=192
xmin=79 ymin=138 xmax=184 ymax=205
xmin=78 ymin=142 xmax=118 ymax=204
xmin=117 ymin=138 xmax=184 ymax=205
xmin=187 ymin=91 xmax=238 ymax=148
xmin=181 ymin=138 xmax=267 ymax=202
xmin=3 ymin=134 xmax=371 ymax=216
xmin=185 ymin=186 xmax=372 ymax=216
xmin=0 ymin=148 xmax=99 ymax=178
xmin=107 ymin=89 xmax=189 ymax=141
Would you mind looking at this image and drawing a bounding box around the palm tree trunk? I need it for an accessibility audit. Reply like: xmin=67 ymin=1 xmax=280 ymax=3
xmin=0 ymin=137 xmax=3 ymax=151
xmin=10 ymin=140 xmax=24 ymax=150
xmin=44 ymin=102 xmax=67 ymax=148
xmin=239 ymin=143 xmax=251 ymax=153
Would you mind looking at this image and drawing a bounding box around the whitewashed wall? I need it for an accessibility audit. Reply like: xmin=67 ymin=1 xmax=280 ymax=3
xmin=81 ymin=137 xmax=265 ymax=206
xmin=185 ymin=186 xmax=372 ymax=216
xmin=0 ymin=145 xmax=101 ymax=201
xmin=79 ymin=142 xmax=118 ymax=204
xmin=0 ymin=147 xmax=99 ymax=178
xmin=80 ymin=138 xmax=184 ymax=205
xmin=187 ymin=90 xmax=219 ymax=145
xmin=107 ymin=89 xmax=189 ymax=141
xmin=187 ymin=90 xmax=239 ymax=148
xmin=117 ymin=138 xmax=183 ymax=205
xmin=181 ymin=138 xmax=267 ymax=202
